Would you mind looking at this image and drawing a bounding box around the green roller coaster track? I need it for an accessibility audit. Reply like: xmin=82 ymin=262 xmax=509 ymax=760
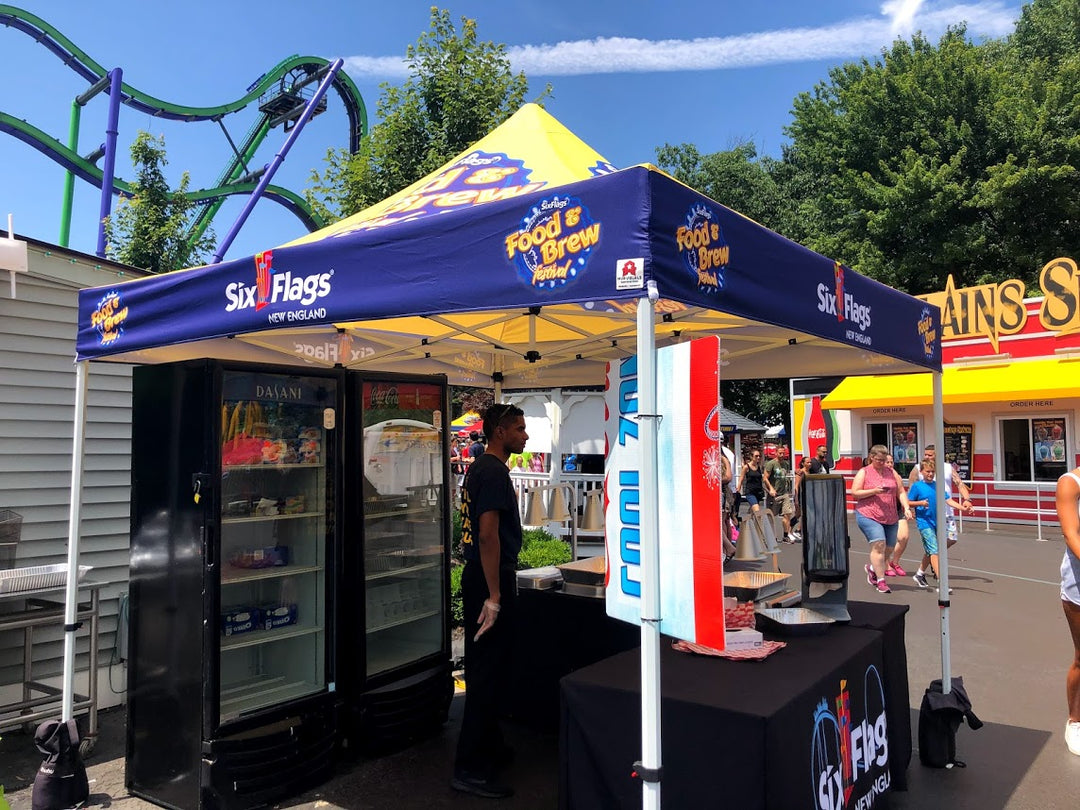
xmin=0 ymin=4 xmax=368 ymax=252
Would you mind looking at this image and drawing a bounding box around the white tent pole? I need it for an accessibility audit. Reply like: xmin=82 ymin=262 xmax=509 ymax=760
xmin=637 ymin=281 xmax=662 ymax=809
xmin=62 ymin=359 xmax=89 ymax=720
xmin=932 ymin=370 xmax=951 ymax=694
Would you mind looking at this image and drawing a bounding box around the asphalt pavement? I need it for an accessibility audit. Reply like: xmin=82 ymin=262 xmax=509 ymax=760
xmin=4 ymin=518 xmax=1080 ymax=809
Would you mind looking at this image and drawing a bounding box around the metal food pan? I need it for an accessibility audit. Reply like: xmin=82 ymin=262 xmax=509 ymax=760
xmin=722 ymin=571 xmax=791 ymax=602
xmin=755 ymin=607 xmax=835 ymax=636
xmin=557 ymin=556 xmax=606 ymax=585
xmin=0 ymin=564 xmax=93 ymax=594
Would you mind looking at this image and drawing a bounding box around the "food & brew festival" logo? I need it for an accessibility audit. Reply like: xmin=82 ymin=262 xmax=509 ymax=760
xmin=91 ymin=290 xmax=128 ymax=346
xmin=675 ymin=204 xmax=728 ymax=294
xmin=504 ymin=195 xmax=600 ymax=289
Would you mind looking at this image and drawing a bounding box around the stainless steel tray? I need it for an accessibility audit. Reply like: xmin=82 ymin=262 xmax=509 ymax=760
xmin=722 ymin=571 xmax=791 ymax=602
xmin=755 ymin=607 xmax=835 ymax=636
xmin=557 ymin=556 xmax=606 ymax=585
xmin=561 ymin=581 xmax=604 ymax=599
xmin=0 ymin=564 xmax=93 ymax=594
xmin=516 ymin=566 xmax=563 ymax=590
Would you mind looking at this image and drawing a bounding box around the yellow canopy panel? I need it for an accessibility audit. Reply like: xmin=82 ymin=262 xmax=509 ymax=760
xmin=821 ymin=357 xmax=1080 ymax=409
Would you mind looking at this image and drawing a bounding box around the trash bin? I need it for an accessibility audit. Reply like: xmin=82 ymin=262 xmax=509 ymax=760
xmin=0 ymin=508 xmax=21 ymax=570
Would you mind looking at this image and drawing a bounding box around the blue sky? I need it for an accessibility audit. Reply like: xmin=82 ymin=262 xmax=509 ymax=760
xmin=0 ymin=0 xmax=1023 ymax=264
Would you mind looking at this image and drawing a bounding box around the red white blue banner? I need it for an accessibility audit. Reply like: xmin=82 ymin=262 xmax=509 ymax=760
xmin=604 ymin=335 xmax=726 ymax=648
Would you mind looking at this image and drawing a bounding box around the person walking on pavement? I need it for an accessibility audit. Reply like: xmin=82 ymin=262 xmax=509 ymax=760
xmin=1055 ymin=465 xmax=1080 ymax=756
xmin=851 ymin=444 xmax=912 ymax=594
xmin=765 ymin=446 xmax=798 ymax=542
xmin=884 ymin=455 xmax=909 ymax=577
xmin=809 ymin=444 xmax=832 ymax=474
xmin=792 ymin=455 xmax=813 ymax=539
xmin=738 ymin=449 xmax=776 ymax=547
xmin=719 ymin=434 xmax=737 ymax=559
xmin=908 ymin=444 xmax=973 ymax=578
xmin=453 ymin=404 xmax=529 ymax=798
xmin=907 ymin=460 xmax=963 ymax=593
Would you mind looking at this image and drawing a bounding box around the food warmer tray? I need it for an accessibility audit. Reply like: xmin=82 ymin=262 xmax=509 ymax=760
xmin=557 ymin=556 xmax=605 ymax=585
xmin=755 ymin=607 xmax=836 ymax=636
xmin=722 ymin=571 xmax=791 ymax=602
xmin=516 ymin=566 xmax=563 ymax=591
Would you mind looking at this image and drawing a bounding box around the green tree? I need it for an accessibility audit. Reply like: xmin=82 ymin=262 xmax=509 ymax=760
xmin=452 ymin=387 xmax=494 ymax=420
xmin=781 ymin=7 xmax=1080 ymax=294
xmin=656 ymin=141 xmax=792 ymax=427
xmin=105 ymin=132 xmax=215 ymax=273
xmin=308 ymin=7 xmax=551 ymax=220
xmin=721 ymin=379 xmax=789 ymax=431
xmin=655 ymin=141 xmax=789 ymax=229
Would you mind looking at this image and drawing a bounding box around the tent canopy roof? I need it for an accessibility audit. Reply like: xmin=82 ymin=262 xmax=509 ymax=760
xmin=822 ymin=356 xmax=1079 ymax=409
xmin=75 ymin=105 xmax=941 ymax=386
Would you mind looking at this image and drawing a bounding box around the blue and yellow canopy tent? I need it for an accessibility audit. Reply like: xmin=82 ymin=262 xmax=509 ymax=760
xmin=66 ymin=104 xmax=944 ymax=806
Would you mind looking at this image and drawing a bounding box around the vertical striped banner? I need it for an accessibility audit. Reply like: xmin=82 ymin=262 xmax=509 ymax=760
xmin=605 ymin=336 xmax=725 ymax=648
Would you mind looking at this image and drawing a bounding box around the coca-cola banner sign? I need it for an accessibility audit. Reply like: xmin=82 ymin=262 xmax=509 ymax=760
xmin=793 ymin=395 xmax=839 ymax=466
xmin=365 ymin=382 xmax=443 ymax=412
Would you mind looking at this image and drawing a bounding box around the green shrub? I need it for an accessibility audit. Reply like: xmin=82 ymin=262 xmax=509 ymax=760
xmin=517 ymin=534 xmax=572 ymax=569
xmin=451 ymin=506 xmax=464 ymax=561
xmin=449 ymin=563 xmax=464 ymax=627
xmin=448 ymin=527 xmax=571 ymax=629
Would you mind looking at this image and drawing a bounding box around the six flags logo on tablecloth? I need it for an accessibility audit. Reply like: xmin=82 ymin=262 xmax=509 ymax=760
xmin=811 ymin=667 xmax=890 ymax=810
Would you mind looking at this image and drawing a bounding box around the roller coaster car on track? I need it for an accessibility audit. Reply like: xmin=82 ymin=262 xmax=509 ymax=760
xmin=259 ymin=67 xmax=329 ymax=128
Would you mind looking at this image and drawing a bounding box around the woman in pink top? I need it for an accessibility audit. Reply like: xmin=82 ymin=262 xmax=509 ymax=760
xmin=851 ymin=444 xmax=912 ymax=594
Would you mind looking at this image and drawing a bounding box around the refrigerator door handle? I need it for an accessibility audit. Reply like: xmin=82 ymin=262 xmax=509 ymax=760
xmin=192 ymin=472 xmax=212 ymax=505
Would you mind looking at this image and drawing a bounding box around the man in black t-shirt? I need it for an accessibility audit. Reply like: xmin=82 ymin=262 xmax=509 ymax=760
xmin=453 ymin=404 xmax=528 ymax=799
xmin=809 ymin=444 xmax=832 ymax=474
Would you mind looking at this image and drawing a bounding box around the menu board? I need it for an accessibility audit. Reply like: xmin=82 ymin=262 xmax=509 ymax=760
xmin=943 ymin=422 xmax=974 ymax=483
xmin=1033 ymin=417 xmax=1068 ymax=480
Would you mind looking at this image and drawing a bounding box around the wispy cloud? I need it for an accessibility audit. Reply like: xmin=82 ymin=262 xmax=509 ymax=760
xmin=344 ymin=1 xmax=1017 ymax=80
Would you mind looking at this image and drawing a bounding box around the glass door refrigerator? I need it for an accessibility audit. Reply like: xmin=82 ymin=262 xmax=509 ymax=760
xmin=127 ymin=360 xmax=339 ymax=810
xmin=339 ymin=372 xmax=453 ymax=755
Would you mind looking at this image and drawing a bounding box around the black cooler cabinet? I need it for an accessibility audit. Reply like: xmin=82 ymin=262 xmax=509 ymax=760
xmin=127 ymin=360 xmax=340 ymax=809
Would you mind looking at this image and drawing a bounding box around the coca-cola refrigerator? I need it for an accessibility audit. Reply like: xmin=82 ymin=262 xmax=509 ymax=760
xmin=338 ymin=372 xmax=454 ymax=756
xmin=126 ymin=361 xmax=452 ymax=808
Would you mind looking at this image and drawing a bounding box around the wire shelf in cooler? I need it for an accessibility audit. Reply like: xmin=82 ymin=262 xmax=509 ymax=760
xmin=220 ymin=622 xmax=322 ymax=651
xmin=221 ymin=564 xmax=323 ymax=585
xmin=221 ymin=462 xmax=323 ymax=471
xmin=367 ymin=638 xmax=439 ymax=675
xmin=221 ymin=511 xmax=323 ymax=524
xmin=219 ymin=675 xmax=322 ymax=720
xmin=365 ymin=561 xmax=440 ymax=582
xmin=366 ymin=608 xmax=440 ymax=634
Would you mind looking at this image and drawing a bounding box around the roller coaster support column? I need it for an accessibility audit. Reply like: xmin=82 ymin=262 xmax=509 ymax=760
xmin=61 ymin=73 xmax=111 ymax=247
xmin=212 ymin=59 xmax=343 ymax=263
xmin=59 ymin=102 xmax=81 ymax=247
xmin=95 ymin=68 xmax=122 ymax=258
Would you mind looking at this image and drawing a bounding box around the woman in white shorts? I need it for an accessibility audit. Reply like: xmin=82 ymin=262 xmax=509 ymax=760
xmin=1057 ymin=467 xmax=1080 ymax=756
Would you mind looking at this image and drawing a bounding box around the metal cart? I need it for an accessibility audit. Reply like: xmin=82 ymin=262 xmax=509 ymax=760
xmin=0 ymin=579 xmax=102 ymax=756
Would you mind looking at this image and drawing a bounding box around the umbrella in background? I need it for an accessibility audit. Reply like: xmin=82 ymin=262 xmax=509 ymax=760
xmin=451 ymin=411 xmax=483 ymax=439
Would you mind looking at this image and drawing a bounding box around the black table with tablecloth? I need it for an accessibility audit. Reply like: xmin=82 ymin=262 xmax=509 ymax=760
xmin=558 ymin=601 xmax=909 ymax=810
xmin=508 ymin=587 xmax=641 ymax=730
